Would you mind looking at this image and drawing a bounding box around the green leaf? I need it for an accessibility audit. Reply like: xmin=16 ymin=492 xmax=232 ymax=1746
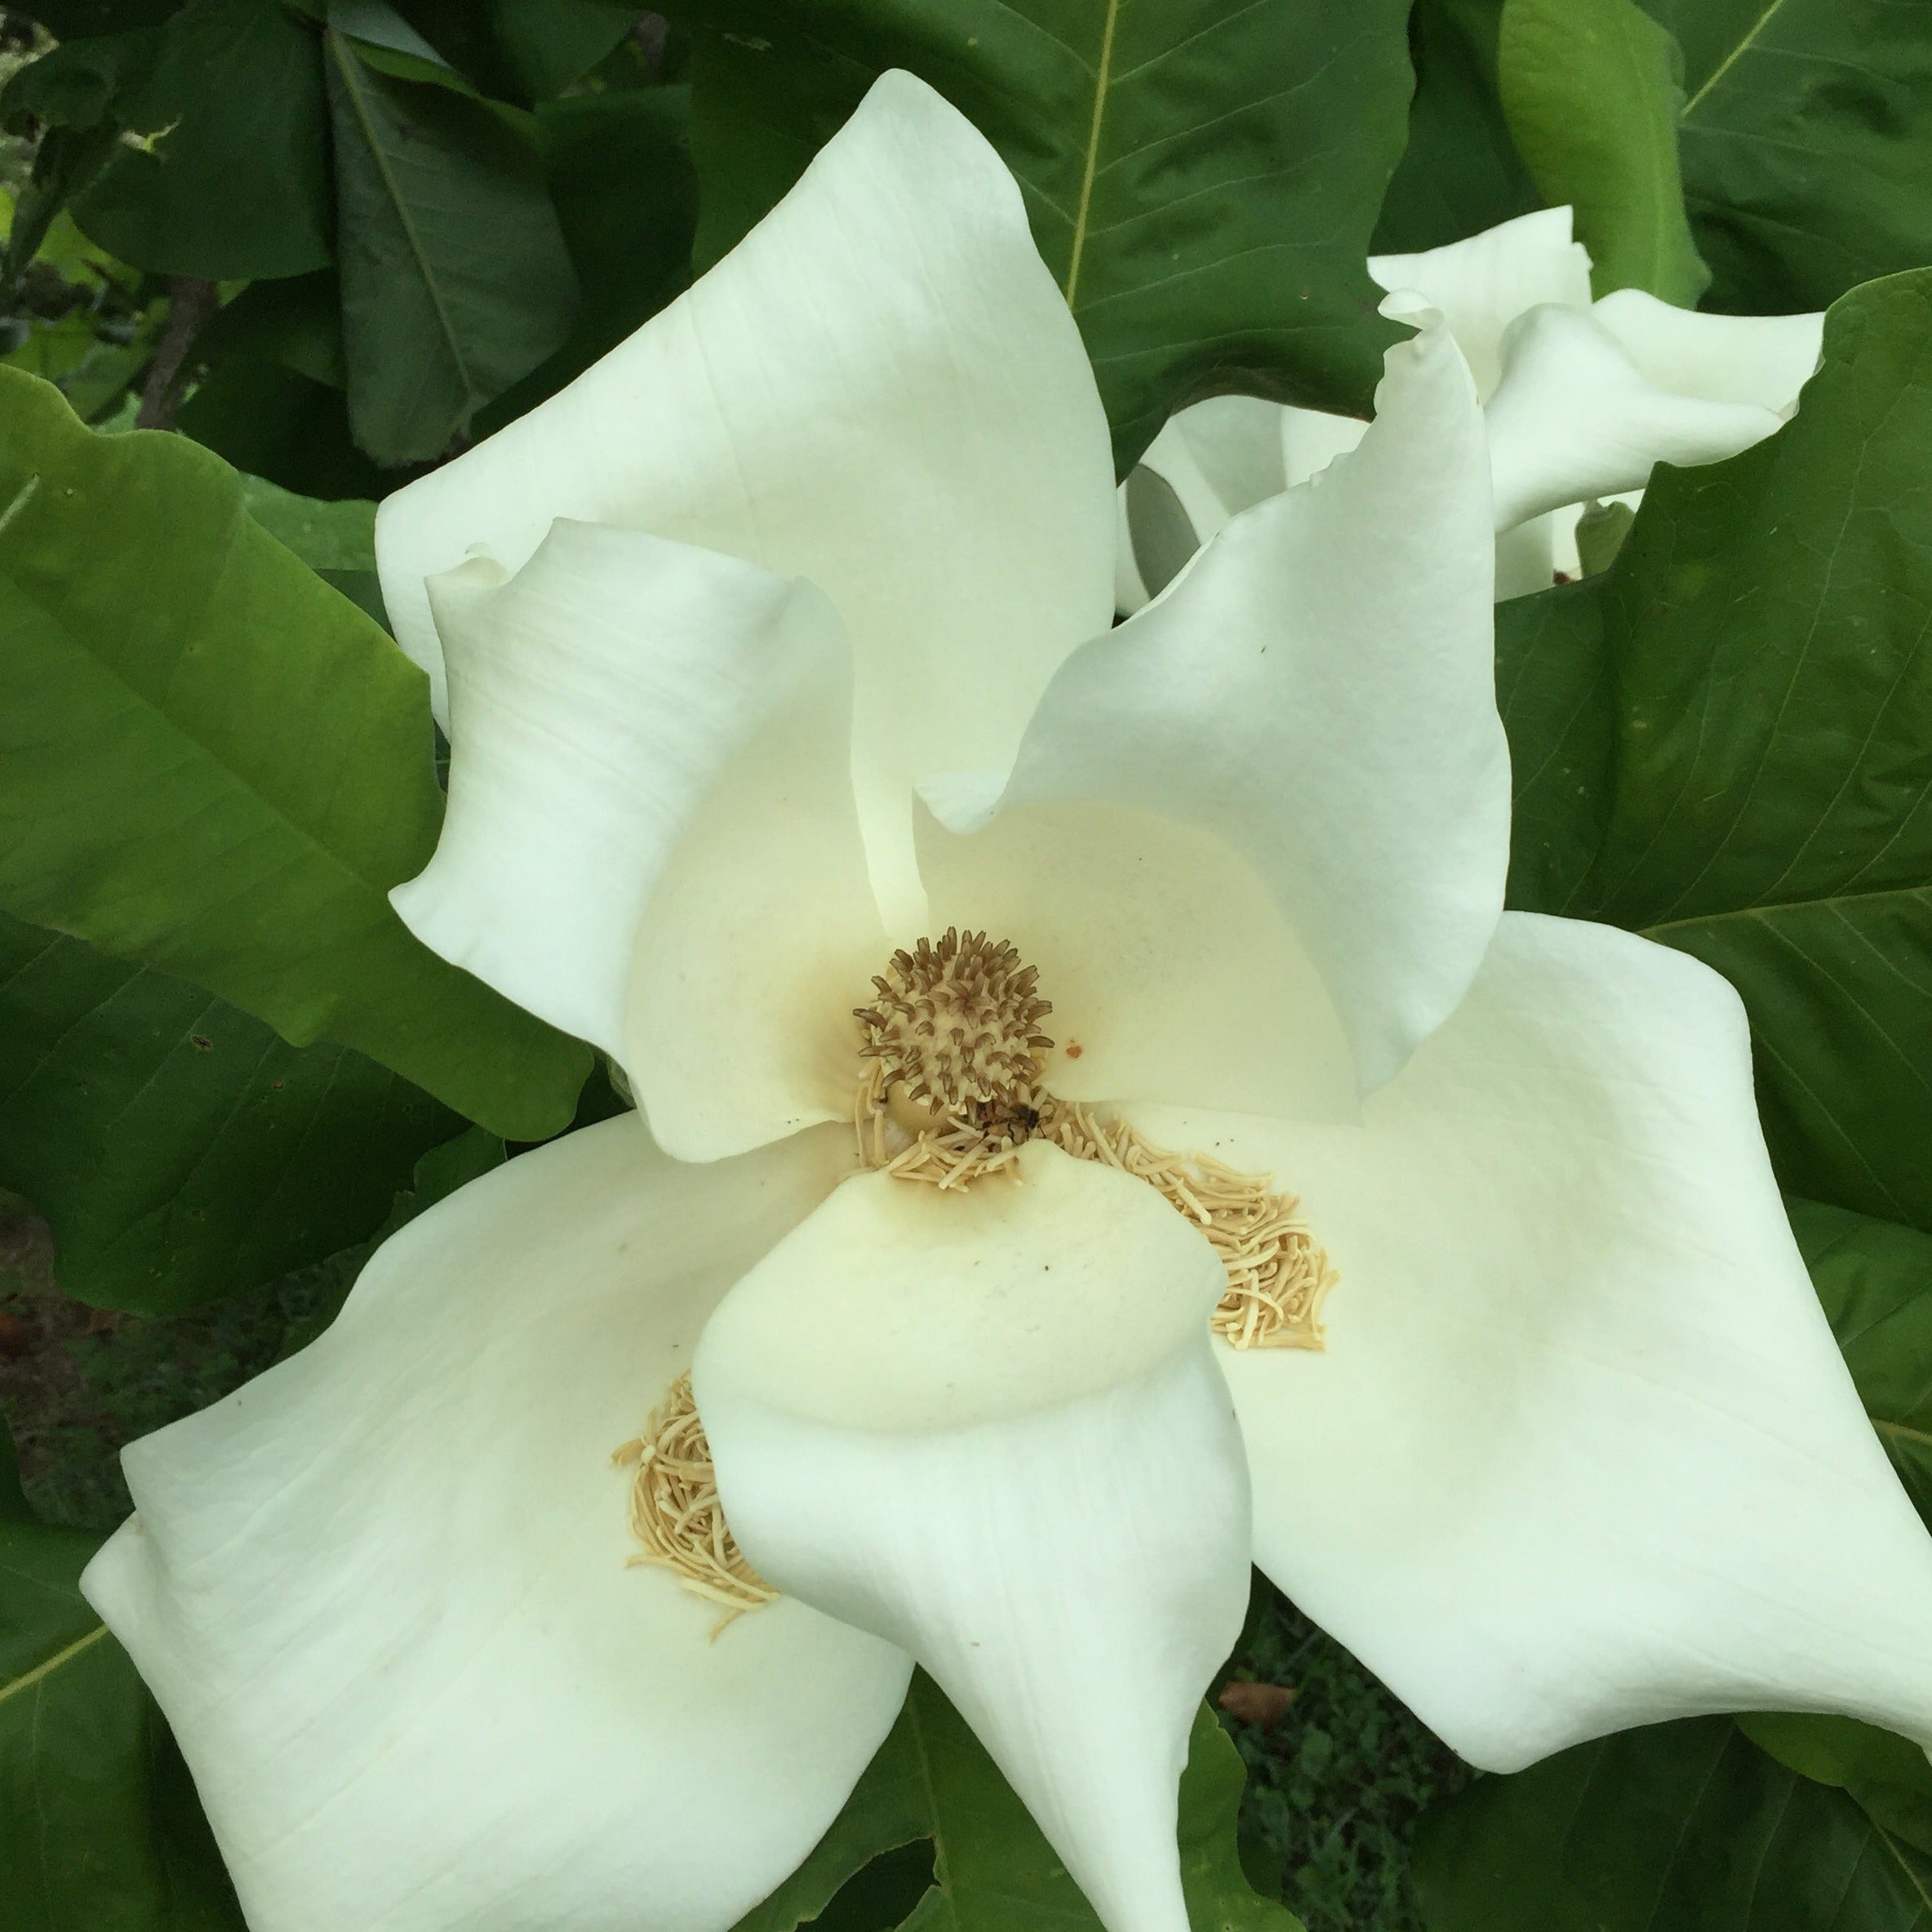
xmin=234 ymin=473 xmax=375 ymax=573
xmin=176 ymin=356 xmax=397 ymax=503
xmin=1496 ymin=270 xmax=1932 ymax=1232
xmin=1648 ymin=0 xmax=1932 ymax=317
xmin=1371 ymin=0 xmax=1541 ymax=256
xmin=1414 ymin=1717 xmax=1932 ymax=1932
xmin=1498 ymin=0 xmax=1708 ymax=304
xmin=0 ymin=1452 xmax=246 ymax=1930
xmin=473 ymin=85 xmax=696 ymax=432
xmin=0 ymin=366 xmax=590 ymax=1138
xmin=1788 ymin=1197 xmax=1932 ymax=1534
xmin=389 ymin=0 xmax=643 ymax=102
xmin=668 ymin=0 xmax=1415 ymax=469
xmin=74 ymin=0 xmax=335 ymax=281
xmin=1741 ymin=1711 xmax=1932 ymax=1861
xmin=0 ymin=908 xmax=464 ymax=1314
xmin=735 ymin=1674 xmax=1302 ymax=1932
xmin=324 ymin=16 xmax=580 ymax=463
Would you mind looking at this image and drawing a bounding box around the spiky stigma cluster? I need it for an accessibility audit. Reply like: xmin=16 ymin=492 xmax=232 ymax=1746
xmin=614 ymin=1372 xmax=775 ymax=1634
xmin=847 ymin=931 xmax=1338 ymax=1348
xmin=854 ymin=929 xmax=1055 ymax=1180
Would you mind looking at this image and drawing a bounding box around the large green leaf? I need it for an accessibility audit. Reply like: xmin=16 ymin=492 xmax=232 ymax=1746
xmin=1646 ymin=0 xmax=1932 ymax=316
xmin=73 ymin=0 xmax=335 ymax=282
xmin=1496 ymin=270 xmax=1932 ymax=1232
xmin=1414 ymin=1717 xmax=1932 ymax=1932
xmin=0 ymin=366 xmax=589 ymax=1139
xmin=0 ymin=1433 xmax=244 ymax=1930
xmin=1498 ymin=0 xmax=1707 ymax=304
xmin=473 ymin=84 xmax=697 ymax=434
xmin=736 ymin=1675 xmax=1301 ymax=1932
xmin=0 ymin=908 xmax=462 ymax=1314
xmin=324 ymin=13 xmax=580 ymax=464
xmin=1370 ymin=0 xmax=1540 ymax=256
xmin=1788 ymin=1198 xmax=1932 ymax=1534
xmin=667 ymin=0 xmax=1414 ymax=469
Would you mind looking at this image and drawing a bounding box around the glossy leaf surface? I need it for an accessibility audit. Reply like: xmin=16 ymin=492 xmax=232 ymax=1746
xmin=0 ymin=368 xmax=589 ymax=1138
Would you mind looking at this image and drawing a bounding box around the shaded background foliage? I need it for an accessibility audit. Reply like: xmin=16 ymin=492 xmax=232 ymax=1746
xmin=2 ymin=2 xmax=1932 ymax=1930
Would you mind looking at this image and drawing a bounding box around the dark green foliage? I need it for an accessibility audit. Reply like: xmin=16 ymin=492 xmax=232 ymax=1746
xmin=73 ymin=0 xmax=334 ymax=280
xmin=324 ymin=21 xmax=577 ymax=463
xmin=0 ymin=909 xmax=462 ymax=1314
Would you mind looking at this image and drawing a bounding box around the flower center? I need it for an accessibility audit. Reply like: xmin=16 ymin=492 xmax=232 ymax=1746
xmin=852 ymin=932 xmax=1335 ymax=1350
xmin=856 ymin=927 xmax=1055 ymax=1136
xmin=613 ymin=1372 xmax=775 ymax=1633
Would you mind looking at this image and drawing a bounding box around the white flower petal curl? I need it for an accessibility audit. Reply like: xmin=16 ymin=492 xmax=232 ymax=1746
xmin=375 ymin=69 xmax=1114 ymax=916
xmin=695 ymin=1142 xmax=1251 ymax=1932
xmin=1486 ymin=303 xmax=1783 ymax=531
xmin=389 ymin=520 xmax=883 ymax=1161
xmin=1142 ymin=913 xmax=1932 ymax=1772
xmin=950 ymin=307 xmax=1507 ymax=1098
xmin=82 ymin=1117 xmax=911 ymax=1932
xmin=1592 ymin=287 xmax=1824 ymax=413
xmin=1369 ymin=205 xmax=1594 ymax=396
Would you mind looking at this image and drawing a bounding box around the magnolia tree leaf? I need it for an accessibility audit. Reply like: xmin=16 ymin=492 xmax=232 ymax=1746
xmin=1371 ymin=0 xmax=1540 ymax=255
xmin=1496 ymin=270 xmax=1932 ymax=1232
xmin=1646 ymin=0 xmax=1932 ymax=316
xmin=0 ymin=1431 xmax=245 ymax=1931
xmin=735 ymin=1675 xmax=1302 ymax=1932
xmin=1788 ymin=1199 xmax=1932 ymax=1534
xmin=474 ymin=84 xmax=698 ymax=434
xmin=233 ymin=474 xmax=376 ymax=572
xmin=1413 ymin=1717 xmax=1932 ymax=1932
xmin=1741 ymin=1711 xmax=1932 ymax=1863
xmin=1498 ymin=0 xmax=1708 ymax=304
xmin=665 ymin=0 xmax=1414 ymax=469
xmin=0 ymin=908 xmax=464 ymax=1314
xmin=74 ymin=0 xmax=335 ymax=280
xmin=0 ymin=367 xmax=590 ymax=1138
xmin=324 ymin=16 xmax=580 ymax=464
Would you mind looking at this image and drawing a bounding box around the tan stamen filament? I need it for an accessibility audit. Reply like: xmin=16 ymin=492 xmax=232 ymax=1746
xmin=852 ymin=931 xmax=1337 ymax=1350
xmin=613 ymin=1371 xmax=775 ymax=1633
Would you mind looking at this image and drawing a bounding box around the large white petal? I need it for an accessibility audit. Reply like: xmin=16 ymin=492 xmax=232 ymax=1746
xmin=1486 ymin=303 xmax=1783 ymax=531
xmin=82 ymin=1117 xmax=911 ymax=1932
xmin=375 ymin=69 xmax=1114 ymax=918
xmin=914 ymin=797 xmax=1357 ymax=1123
xmin=1592 ymin=287 xmax=1824 ymax=413
xmin=938 ymin=303 xmax=1508 ymax=1097
xmin=695 ymin=1144 xmax=1251 ymax=1932
xmin=1281 ymin=404 xmax=1369 ymax=490
xmin=1370 ymin=205 xmax=1593 ymax=396
xmin=390 ymin=520 xmax=882 ymax=1161
xmin=1150 ymin=913 xmax=1932 ymax=1772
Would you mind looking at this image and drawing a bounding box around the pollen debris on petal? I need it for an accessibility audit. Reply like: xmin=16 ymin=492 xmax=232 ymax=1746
xmin=1046 ymin=1104 xmax=1337 ymax=1352
xmin=613 ymin=1370 xmax=775 ymax=1635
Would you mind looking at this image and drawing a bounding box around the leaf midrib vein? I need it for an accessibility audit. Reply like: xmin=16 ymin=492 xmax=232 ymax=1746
xmin=0 ymin=1621 xmax=109 ymax=1708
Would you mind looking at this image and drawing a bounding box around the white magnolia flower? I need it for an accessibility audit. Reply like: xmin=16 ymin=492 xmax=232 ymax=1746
xmin=1118 ymin=206 xmax=1826 ymax=606
xmin=83 ymin=73 xmax=1932 ymax=1932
